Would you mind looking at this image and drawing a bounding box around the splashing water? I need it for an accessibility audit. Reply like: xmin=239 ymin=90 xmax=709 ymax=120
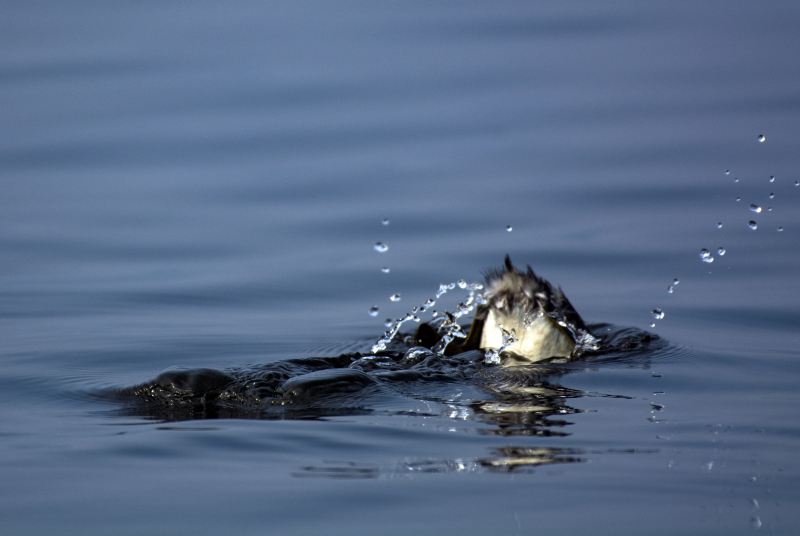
xmin=667 ymin=277 xmax=680 ymax=294
xmin=484 ymin=327 xmax=517 ymax=365
xmin=371 ymin=279 xmax=485 ymax=353
xmin=699 ymin=249 xmax=715 ymax=263
xmin=651 ymin=308 xmax=665 ymax=320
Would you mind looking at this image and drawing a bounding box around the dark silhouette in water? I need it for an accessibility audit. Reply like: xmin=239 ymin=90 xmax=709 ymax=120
xmin=109 ymin=258 xmax=663 ymax=450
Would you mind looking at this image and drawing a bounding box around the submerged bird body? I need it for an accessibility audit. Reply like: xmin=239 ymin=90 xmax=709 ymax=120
xmin=468 ymin=257 xmax=589 ymax=364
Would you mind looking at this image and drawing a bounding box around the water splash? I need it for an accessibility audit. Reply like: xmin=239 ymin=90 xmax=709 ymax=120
xmin=699 ymin=249 xmax=715 ymax=263
xmin=371 ymin=279 xmax=485 ymax=353
xmin=651 ymin=308 xmax=665 ymax=320
xmin=483 ymin=327 xmax=517 ymax=365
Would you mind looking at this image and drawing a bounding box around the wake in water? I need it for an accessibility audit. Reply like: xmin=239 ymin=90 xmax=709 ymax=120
xmin=103 ymin=257 xmax=665 ymax=425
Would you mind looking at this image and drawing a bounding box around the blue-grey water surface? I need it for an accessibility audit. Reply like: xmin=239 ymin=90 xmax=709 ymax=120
xmin=2 ymin=2 xmax=800 ymax=534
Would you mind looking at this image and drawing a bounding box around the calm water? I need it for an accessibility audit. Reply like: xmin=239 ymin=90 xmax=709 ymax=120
xmin=2 ymin=1 xmax=800 ymax=534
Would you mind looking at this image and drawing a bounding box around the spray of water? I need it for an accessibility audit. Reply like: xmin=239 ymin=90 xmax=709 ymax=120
xmin=371 ymin=279 xmax=485 ymax=354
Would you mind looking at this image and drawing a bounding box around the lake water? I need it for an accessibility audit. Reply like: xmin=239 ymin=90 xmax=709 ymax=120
xmin=2 ymin=2 xmax=800 ymax=534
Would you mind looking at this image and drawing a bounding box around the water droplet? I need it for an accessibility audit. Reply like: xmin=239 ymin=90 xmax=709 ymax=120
xmin=716 ymin=222 xmax=723 ymax=229
xmin=389 ymin=293 xmax=401 ymax=302
xmin=384 ymin=318 xmax=392 ymax=328
xmin=368 ymin=306 xmax=379 ymax=317
xmin=748 ymin=221 xmax=758 ymax=231
xmin=699 ymin=249 xmax=715 ymax=263
xmin=717 ymin=247 xmax=726 ymax=256
xmin=769 ymin=192 xmax=775 ymax=199
xmin=505 ymin=225 xmax=513 ymax=232
xmin=724 ymin=169 xmax=731 ymax=175
xmin=751 ymin=498 xmax=760 ymax=510
xmin=651 ymin=308 xmax=665 ymax=320
xmin=749 ymin=203 xmax=762 ymax=214
xmin=795 ymin=180 xmax=799 ymax=187
xmin=769 ymin=175 xmax=775 ymax=183
xmin=734 ymin=177 xmax=740 ymax=183
xmin=374 ymin=242 xmax=389 ymax=253
xmin=767 ymin=206 xmax=773 ymax=212
xmin=777 ymin=226 xmax=784 ymax=232
xmin=750 ymin=515 xmax=762 ymax=530
xmin=381 ymin=218 xmax=390 ymax=226
xmin=673 ymin=278 xmax=680 ymax=285
xmin=424 ymin=298 xmax=436 ymax=308
xmin=757 ymin=134 xmax=766 ymax=143
xmin=380 ymin=266 xmax=390 ymax=274
xmin=736 ymin=197 xmax=741 ymax=202
xmin=457 ymin=279 xmax=467 ymax=289
xmin=649 ymin=322 xmax=656 ymax=328
xmin=667 ymin=285 xmax=674 ymax=294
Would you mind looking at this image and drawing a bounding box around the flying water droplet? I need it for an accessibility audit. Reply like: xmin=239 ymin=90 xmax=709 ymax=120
xmin=795 ymin=180 xmax=799 ymax=187
xmin=380 ymin=266 xmax=390 ymax=274
xmin=750 ymin=516 xmax=762 ymax=530
xmin=716 ymin=222 xmax=723 ymax=229
xmin=734 ymin=177 xmax=740 ymax=183
xmin=769 ymin=192 xmax=775 ymax=199
xmin=649 ymin=322 xmax=656 ymax=328
xmin=699 ymin=249 xmax=715 ymax=263
xmin=724 ymin=169 xmax=731 ymax=175
xmin=757 ymin=134 xmax=766 ymax=143
xmin=505 ymin=225 xmax=513 ymax=232
xmin=748 ymin=221 xmax=758 ymax=230
xmin=736 ymin=197 xmax=742 ymax=202
xmin=389 ymin=293 xmax=402 ymax=302
xmin=374 ymin=242 xmax=389 ymax=253
xmin=769 ymin=175 xmax=775 ymax=183
xmin=717 ymin=247 xmax=726 ymax=256
xmin=384 ymin=318 xmax=392 ymax=328
xmin=777 ymin=226 xmax=784 ymax=232
xmin=767 ymin=206 xmax=773 ymax=212
xmin=667 ymin=278 xmax=679 ymax=294
xmin=651 ymin=308 xmax=665 ymax=320
xmin=381 ymin=218 xmax=390 ymax=226
xmin=368 ymin=306 xmax=379 ymax=317
xmin=749 ymin=203 xmax=762 ymax=214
